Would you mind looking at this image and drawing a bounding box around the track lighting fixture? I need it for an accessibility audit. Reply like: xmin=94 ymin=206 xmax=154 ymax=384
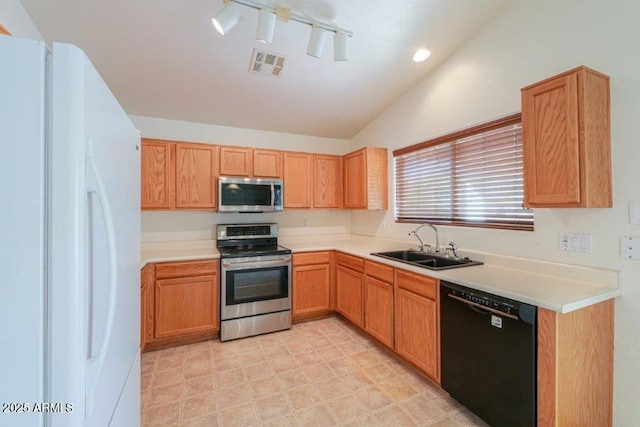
xmin=306 ymin=25 xmax=327 ymax=58
xmin=333 ymin=31 xmax=348 ymax=61
xmin=211 ymin=0 xmax=353 ymax=61
xmin=256 ymin=8 xmax=276 ymax=44
xmin=211 ymin=1 xmax=243 ymax=35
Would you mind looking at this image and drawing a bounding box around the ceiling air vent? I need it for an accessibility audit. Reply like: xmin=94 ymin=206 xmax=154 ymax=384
xmin=249 ymin=48 xmax=287 ymax=78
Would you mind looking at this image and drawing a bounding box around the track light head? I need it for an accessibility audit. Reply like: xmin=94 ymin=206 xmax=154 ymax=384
xmin=212 ymin=2 xmax=243 ymax=35
xmin=307 ymin=25 xmax=327 ymax=58
xmin=334 ymin=31 xmax=348 ymax=61
xmin=256 ymin=8 xmax=276 ymax=43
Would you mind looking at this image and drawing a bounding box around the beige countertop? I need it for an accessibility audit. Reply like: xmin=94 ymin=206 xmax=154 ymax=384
xmin=141 ymin=234 xmax=620 ymax=314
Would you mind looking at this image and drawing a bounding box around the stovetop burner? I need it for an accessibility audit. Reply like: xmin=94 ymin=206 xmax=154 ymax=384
xmin=218 ymin=244 xmax=291 ymax=259
xmin=216 ymin=223 xmax=290 ymax=259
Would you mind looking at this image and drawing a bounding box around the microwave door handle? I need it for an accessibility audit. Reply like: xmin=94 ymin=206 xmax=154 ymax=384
xmin=271 ymin=183 xmax=275 ymax=210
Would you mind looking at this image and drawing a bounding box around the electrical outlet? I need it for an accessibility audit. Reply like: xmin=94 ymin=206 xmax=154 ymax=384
xmin=302 ymin=218 xmax=308 ymax=227
xmin=559 ymin=232 xmax=592 ymax=253
xmin=380 ymin=220 xmax=385 ymax=230
xmin=352 ymin=218 xmax=358 ymax=226
xmin=621 ymin=236 xmax=640 ymax=260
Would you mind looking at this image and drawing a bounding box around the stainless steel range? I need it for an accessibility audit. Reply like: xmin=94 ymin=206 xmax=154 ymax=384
xmin=217 ymin=223 xmax=291 ymax=341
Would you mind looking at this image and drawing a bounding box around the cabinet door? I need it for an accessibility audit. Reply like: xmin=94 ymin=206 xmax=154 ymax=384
xmin=395 ymin=287 xmax=438 ymax=381
xmin=343 ymin=149 xmax=367 ymax=209
xmin=175 ymin=143 xmax=219 ymax=209
xmin=284 ymin=152 xmax=313 ymax=208
xmin=220 ymin=146 xmax=253 ymax=176
xmin=141 ymin=139 xmax=175 ymax=209
xmin=292 ymin=264 xmax=331 ymax=319
xmin=141 ymin=264 xmax=155 ymax=350
xmin=254 ymin=149 xmax=283 ymax=178
xmin=537 ymin=301 xmax=614 ymax=426
xmin=336 ymin=265 xmax=364 ymax=328
xmin=343 ymin=147 xmax=388 ymax=210
xmin=522 ymin=73 xmax=581 ymax=205
xmin=155 ymin=273 xmax=219 ymax=339
xmin=314 ymin=154 xmax=342 ymax=208
xmin=365 ymin=276 xmax=393 ymax=348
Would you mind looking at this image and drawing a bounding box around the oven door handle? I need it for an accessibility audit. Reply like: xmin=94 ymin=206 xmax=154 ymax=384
xmin=222 ymin=258 xmax=291 ymax=270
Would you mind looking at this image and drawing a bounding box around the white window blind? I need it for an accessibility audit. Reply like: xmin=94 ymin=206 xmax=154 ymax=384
xmin=394 ymin=116 xmax=533 ymax=230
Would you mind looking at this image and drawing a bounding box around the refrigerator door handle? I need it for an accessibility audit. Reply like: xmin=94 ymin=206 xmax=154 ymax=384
xmin=84 ymin=152 xmax=119 ymax=417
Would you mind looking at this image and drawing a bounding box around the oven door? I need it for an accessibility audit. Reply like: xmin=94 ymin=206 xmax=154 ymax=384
xmin=220 ymin=254 xmax=291 ymax=320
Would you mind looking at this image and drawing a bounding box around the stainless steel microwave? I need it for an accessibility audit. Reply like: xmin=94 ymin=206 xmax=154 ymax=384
xmin=218 ymin=176 xmax=283 ymax=212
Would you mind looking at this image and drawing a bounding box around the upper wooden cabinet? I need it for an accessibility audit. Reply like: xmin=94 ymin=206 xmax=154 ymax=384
xmin=219 ymin=146 xmax=253 ymax=177
xmin=141 ymin=139 xmax=175 ymax=209
xmin=284 ymin=151 xmax=314 ymax=208
xmin=253 ymin=149 xmax=283 ymax=178
xmin=521 ymin=66 xmax=612 ymax=207
xmin=314 ymin=154 xmax=342 ymax=209
xmin=343 ymin=147 xmax=388 ymax=209
xmin=141 ymin=140 xmax=390 ymax=211
xmin=176 ymin=143 xmax=219 ymax=209
xmin=219 ymin=147 xmax=283 ymax=178
xmin=142 ymin=139 xmax=219 ymax=211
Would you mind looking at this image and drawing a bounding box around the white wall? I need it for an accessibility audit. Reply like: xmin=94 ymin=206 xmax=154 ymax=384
xmin=131 ymin=116 xmax=352 ymax=241
xmin=1 ymin=0 xmax=44 ymax=41
xmin=351 ymin=0 xmax=640 ymax=423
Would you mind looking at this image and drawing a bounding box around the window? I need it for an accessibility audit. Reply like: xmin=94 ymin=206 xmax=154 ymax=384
xmin=394 ymin=114 xmax=533 ymax=230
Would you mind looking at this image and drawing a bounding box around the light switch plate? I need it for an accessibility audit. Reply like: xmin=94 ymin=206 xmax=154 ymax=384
xmin=621 ymin=236 xmax=640 ymax=260
xmin=560 ymin=232 xmax=592 ymax=253
xmin=630 ymin=202 xmax=640 ymax=224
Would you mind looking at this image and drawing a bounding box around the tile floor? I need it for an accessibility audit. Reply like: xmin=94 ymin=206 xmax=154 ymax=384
xmin=141 ymin=316 xmax=488 ymax=426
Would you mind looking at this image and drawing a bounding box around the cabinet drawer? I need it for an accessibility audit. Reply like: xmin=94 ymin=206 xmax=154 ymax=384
xmin=395 ymin=269 xmax=438 ymax=300
xmin=336 ymin=252 xmax=365 ymax=273
xmin=155 ymin=260 xmax=218 ymax=279
xmin=365 ymin=260 xmax=394 ymax=283
xmin=293 ymin=251 xmax=331 ymax=266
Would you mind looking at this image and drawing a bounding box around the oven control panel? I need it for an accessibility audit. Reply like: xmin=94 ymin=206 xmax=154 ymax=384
xmin=217 ymin=223 xmax=277 ymax=240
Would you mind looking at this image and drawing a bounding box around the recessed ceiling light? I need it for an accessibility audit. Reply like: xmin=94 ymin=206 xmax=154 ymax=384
xmin=413 ymin=48 xmax=431 ymax=62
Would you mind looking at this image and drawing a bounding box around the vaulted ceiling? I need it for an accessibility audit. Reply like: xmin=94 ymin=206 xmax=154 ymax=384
xmin=20 ymin=0 xmax=509 ymax=138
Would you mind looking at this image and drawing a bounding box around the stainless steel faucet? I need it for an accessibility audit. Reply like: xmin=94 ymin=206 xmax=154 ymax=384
xmin=446 ymin=242 xmax=458 ymax=258
xmin=408 ymin=223 xmax=440 ymax=253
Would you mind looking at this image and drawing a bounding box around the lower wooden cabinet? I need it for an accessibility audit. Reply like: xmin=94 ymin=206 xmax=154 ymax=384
xmin=365 ymin=276 xmax=394 ymax=348
xmin=364 ymin=260 xmax=394 ymax=348
xmin=140 ymin=263 xmax=155 ymax=351
xmin=537 ymin=300 xmax=614 ymax=426
xmin=336 ymin=264 xmax=365 ymax=328
xmin=394 ymin=270 xmax=440 ymax=382
xmin=141 ymin=259 xmax=219 ymax=351
xmin=292 ymin=252 xmax=332 ymax=320
xmin=155 ymin=274 xmax=218 ymax=339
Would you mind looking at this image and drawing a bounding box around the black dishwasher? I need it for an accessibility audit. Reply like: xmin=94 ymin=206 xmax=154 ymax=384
xmin=440 ymin=281 xmax=537 ymax=427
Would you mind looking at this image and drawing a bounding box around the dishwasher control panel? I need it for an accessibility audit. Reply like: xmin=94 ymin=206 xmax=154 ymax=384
xmin=447 ymin=287 xmax=518 ymax=316
xmin=442 ymin=281 xmax=537 ymax=325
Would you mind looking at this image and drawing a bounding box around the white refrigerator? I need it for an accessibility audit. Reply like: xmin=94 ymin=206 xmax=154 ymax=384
xmin=0 ymin=36 xmax=141 ymax=426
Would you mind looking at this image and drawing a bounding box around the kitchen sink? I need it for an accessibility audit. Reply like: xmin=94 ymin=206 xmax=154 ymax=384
xmin=371 ymin=250 xmax=483 ymax=270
